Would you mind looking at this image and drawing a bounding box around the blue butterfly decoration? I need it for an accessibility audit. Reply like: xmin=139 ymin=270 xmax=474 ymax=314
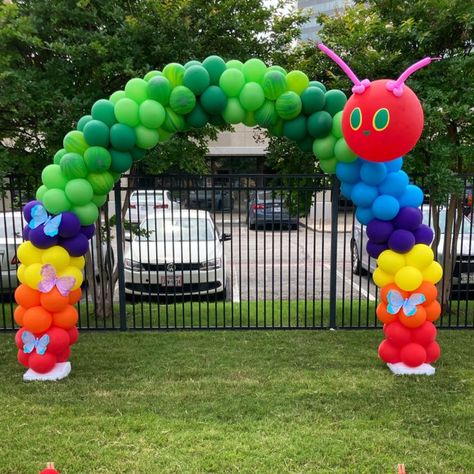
xmin=21 ymin=331 xmax=50 ymax=355
xmin=28 ymin=204 xmax=62 ymax=237
xmin=387 ymin=290 xmax=426 ymax=317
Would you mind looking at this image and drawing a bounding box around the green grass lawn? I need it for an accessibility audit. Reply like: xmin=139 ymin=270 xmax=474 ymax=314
xmin=0 ymin=330 xmax=473 ymax=473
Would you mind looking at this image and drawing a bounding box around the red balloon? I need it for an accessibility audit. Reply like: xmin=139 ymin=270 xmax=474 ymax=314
xmin=411 ymin=321 xmax=437 ymax=346
xmin=378 ymin=339 xmax=400 ymax=363
xmin=425 ymin=341 xmax=441 ymax=363
xmin=28 ymin=352 xmax=57 ymax=374
xmin=400 ymin=342 xmax=427 ymax=367
xmin=384 ymin=320 xmax=411 ymax=347
xmin=45 ymin=327 xmax=70 ymax=355
xmin=67 ymin=326 xmax=79 ymax=345
xmin=17 ymin=349 xmax=30 ymax=367
xmin=342 ymin=80 xmax=424 ymax=162
xmin=40 ymin=469 xmax=59 ymax=474
xmin=14 ymin=327 xmax=26 ymax=349
xmin=56 ymin=346 xmax=71 ymax=363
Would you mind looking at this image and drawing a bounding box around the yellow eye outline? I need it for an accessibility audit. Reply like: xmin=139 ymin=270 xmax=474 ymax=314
xmin=350 ymin=107 xmax=362 ymax=131
xmin=373 ymin=108 xmax=390 ymax=131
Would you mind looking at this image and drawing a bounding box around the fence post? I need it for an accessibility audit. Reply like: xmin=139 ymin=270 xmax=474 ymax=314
xmin=329 ymin=178 xmax=339 ymax=329
xmin=114 ymin=182 xmax=127 ymax=331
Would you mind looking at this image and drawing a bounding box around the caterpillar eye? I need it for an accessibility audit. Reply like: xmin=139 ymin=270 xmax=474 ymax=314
xmin=373 ymin=108 xmax=390 ymax=131
xmin=350 ymin=107 xmax=362 ymax=131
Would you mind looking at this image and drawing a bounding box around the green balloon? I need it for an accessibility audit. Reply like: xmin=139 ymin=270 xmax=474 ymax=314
xmin=77 ymin=115 xmax=92 ymax=132
xmin=324 ymin=90 xmax=347 ymax=116
xmin=162 ymin=108 xmax=186 ymax=133
xmin=222 ymin=98 xmax=245 ymax=124
xmin=200 ymin=86 xmax=227 ymax=114
xmin=183 ymin=66 xmax=210 ymax=95
xmin=319 ymin=158 xmax=337 ymax=174
xmin=267 ymin=65 xmax=287 ymax=75
xmin=92 ymin=194 xmax=108 ymax=207
xmin=242 ymin=58 xmax=267 ymax=83
xmin=275 ymin=91 xmax=302 ymax=120
xmin=301 ymin=87 xmax=326 ymax=115
xmin=43 ymin=189 xmax=71 ymax=214
xmin=268 ymin=119 xmax=284 ymax=137
xmin=309 ymin=81 xmax=327 ymax=92
xmin=60 ymin=152 xmax=88 ymax=179
xmin=239 ymin=82 xmax=265 ymax=112
xmin=242 ymin=111 xmax=257 ymax=127
xmin=109 ymin=90 xmax=126 ymax=105
xmin=144 ymin=70 xmax=162 ymax=81
xmin=109 ymin=171 xmax=121 ymax=182
xmin=219 ymin=69 xmax=245 ymax=97
xmin=65 ymin=178 xmax=94 ymax=206
xmin=131 ymin=146 xmax=146 ymax=161
xmin=110 ymin=149 xmax=133 ymax=173
xmin=184 ymin=60 xmax=201 ymax=69
xmin=125 ymin=78 xmax=149 ymax=103
xmin=283 ymin=115 xmax=307 ymax=142
xmin=63 ymin=131 xmax=88 ymax=155
xmin=84 ymin=146 xmax=112 ymax=172
xmin=169 ymin=86 xmax=196 ymax=115
xmin=157 ymin=128 xmax=173 ymax=142
xmin=114 ymin=98 xmax=139 ymax=127
xmin=286 ymin=70 xmax=309 ymax=95
xmin=91 ymin=99 xmax=116 ymax=127
xmin=147 ymin=76 xmax=172 ymax=105
xmin=36 ymin=185 xmax=48 ymax=201
xmin=42 ymin=164 xmax=68 ymax=190
xmin=53 ymin=148 xmax=67 ymax=165
xmin=262 ymin=71 xmax=287 ymax=100
xmin=135 ymin=125 xmax=160 ymax=149
xmin=83 ymin=119 xmax=109 ymax=147
xmin=208 ymin=114 xmax=225 ymax=126
xmin=226 ymin=59 xmax=243 ymax=70
xmin=297 ymin=135 xmax=314 ymax=152
xmin=110 ymin=123 xmax=136 ymax=151
xmin=312 ymin=135 xmax=337 ymax=160
xmin=139 ymin=100 xmax=166 ymax=128
xmin=332 ymin=111 xmax=343 ymax=138
xmin=202 ymin=55 xmax=226 ymax=85
xmin=334 ymin=137 xmax=357 ymax=163
xmin=307 ymin=111 xmax=333 ymax=138
xmin=87 ymin=171 xmax=114 ymax=195
xmin=185 ymin=103 xmax=209 ymax=128
xmin=255 ymin=100 xmax=278 ymax=128
xmin=163 ymin=63 xmax=185 ymax=87
xmin=72 ymin=202 xmax=99 ymax=226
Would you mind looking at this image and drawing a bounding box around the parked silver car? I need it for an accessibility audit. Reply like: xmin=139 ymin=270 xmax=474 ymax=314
xmin=247 ymin=191 xmax=299 ymax=230
xmin=127 ymin=189 xmax=180 ymax=225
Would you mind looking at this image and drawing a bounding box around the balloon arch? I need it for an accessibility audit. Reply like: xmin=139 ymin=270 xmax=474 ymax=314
xmin=14 ymin=45 xmax=443 ymax=380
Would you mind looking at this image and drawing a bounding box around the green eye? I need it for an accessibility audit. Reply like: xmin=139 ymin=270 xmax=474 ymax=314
xmin=350 ymin=107 xmax=362 ymax=131
xmin=373 ymin=108 xmax=390 ymax=131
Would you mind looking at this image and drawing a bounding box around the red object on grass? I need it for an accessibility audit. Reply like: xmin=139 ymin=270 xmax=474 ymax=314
xmin=40 ymin=462 xmax=59 ymax=473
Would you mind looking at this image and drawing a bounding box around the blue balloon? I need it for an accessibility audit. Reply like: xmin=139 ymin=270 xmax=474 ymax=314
xmin=355 ymin=206 xmax=375 ymax=225
xmin=398 ymin=184 xmax=424 ymax=208
xmin=372 ymin=194 xmax=400 ymax=221
xmin=340 ymin=182 xmax=354 ymax=199
xmin=385 ymin=157 xmax=403 ymax=172
xmin=360 ymin=161 xmax=387 ymax=186
xmin=378 ymin=171 xmax=409 ymax=197
xmin=336 ymin=161 xmax=360 ymax=184
xmin=350 ymin=182 xmax=379 ymax=208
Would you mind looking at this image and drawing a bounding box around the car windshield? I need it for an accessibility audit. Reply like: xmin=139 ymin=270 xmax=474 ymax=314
xmin=0 ymin=215 xmax=23 ymax=238
xmin=423 ymin=209 xmax=473 ymax=235
xmin=140 ymin=217 xmax=215 ymax=241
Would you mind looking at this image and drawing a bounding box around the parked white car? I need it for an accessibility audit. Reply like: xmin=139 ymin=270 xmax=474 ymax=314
xmin=124 ymin=210 xmax=230 ymax=298
xmin=127 ymin=189 xmax=180 ymax=225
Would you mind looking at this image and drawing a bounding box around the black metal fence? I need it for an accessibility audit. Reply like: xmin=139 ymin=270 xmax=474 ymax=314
xmin=1 ymin=173 xmax=474 ymax=331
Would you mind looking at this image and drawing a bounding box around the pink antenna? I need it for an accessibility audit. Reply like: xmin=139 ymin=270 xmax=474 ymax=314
xmin=386 ymin=57 xmax=441 ymax=96
xmin=317 ymin=43 xmax=370 ymax=94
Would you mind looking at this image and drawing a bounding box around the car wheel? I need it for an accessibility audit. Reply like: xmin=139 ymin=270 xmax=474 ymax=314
xmin=351 ymin=239 xmax=366 ymax=275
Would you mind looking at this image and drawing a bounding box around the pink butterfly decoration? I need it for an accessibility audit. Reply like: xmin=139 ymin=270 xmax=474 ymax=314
xmin=38 ymin=264 xmax=76 ymax=297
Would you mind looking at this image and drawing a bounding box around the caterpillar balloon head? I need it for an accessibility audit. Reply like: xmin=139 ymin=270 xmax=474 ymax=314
xmin=318 ymin=44 xmax=439 ymax=163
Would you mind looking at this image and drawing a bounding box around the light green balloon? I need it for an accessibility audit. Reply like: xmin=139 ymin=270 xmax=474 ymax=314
xmin=286 ymin=70 xmax=309 ymax=95
xmin=135 ymin=125 xmax=160 ymax=149
xmin=239 ymin=82 xmax=265 ymax=112
xmin=332 ymin=111 xmax=344 ymax=138
xmin=255 ymin=100 xmax=278 ymax=128
xmin=163 ymin=63 xmax=185 ymax=87
xmin=226 ymin=59 xmax=244 ymax=70
xmin=242 ymin=58 xmax=267 ymax=84
xmin=63 ymin=130 xmax=88 ymax=155
xmin=334 ymin=137 xmax=357 ymax=163
xmin=158 ymin=128 xmax=173 ymax=142
xmin=219 ymin=69 xmax=245 ymax=97
xmin=169 ymin=86 xmax=196 ymax=115
xmin=53 ymin=148 xmax=67 ymax=165
xmin=109 ymin=90 xmax=126 ymax=105
xmin=162 ymin=108 xmax=186 ymax=133
xmin=139 ymin=100 xmax=166 ymax=128
xmin=125 ymin=78 xmax=149 ymax=103
xmin=41 ymin=164 xmax=68 ymax=190
xmin=222 ymin=98 xmax=246 ymax=124
xmin=275 ymin=91 xmax=302 ymax=120
xmin=184 ymin=60 xmax=201 ymax=69
xmin=267 ymin=65 xmax=287 ymax=75
xmin=147 ymin=76 xmax=172 ymax=106
xmin=312 ymin=135 xmax=337 ymax=161
xmin=144 ymin=70 xmax=162 ymax=81
xmin=42 ymin=189 xmax=71 ymax=214
xmin=65 ymin=178 xmax=94 ymax=206
xmin=92 ymin=194 xmax=108 ymax=207
xmin=319 ymin=158 xmax=337 ymax=174
xmin=36 ymin=185 xmax=48 ymax=201
xmin=114 ymin=98 xmax=140 ymax=127
xmin=71 ymin=202 xmax=99 ymax=226
xmin=242 ymin=111 xmax=257 ymax=127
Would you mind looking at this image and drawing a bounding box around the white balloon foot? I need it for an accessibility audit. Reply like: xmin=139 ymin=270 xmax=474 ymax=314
xmin=387 ymin=362 xmax=435 ymax=376
xmin=23 ymin=362 xmax=71 ymax=382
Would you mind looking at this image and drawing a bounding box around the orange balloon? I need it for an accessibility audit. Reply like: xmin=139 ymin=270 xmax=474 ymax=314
xmin=68 ymin=288 xmax=82 ymax=305
xmin=14 ymin=306 xmax=26 ymax=326
xmin=53 ymin=305 xmax=78 ymax=329
xmin=376 ymin=302 xmax=398 ymax=324
xmin=40 ymin=287 xmax=70 ymax=312
xmin=22 ymin=306 xmax=53 ymax=333
xmin=415 ymin=281 xmax=438 ymax=304
xmin=14 ymin=284 xmax=40 ymax=309
xmin=399 ymin=305 xmax=427 ymax=329
xmin=425 ymin=300 xmax=441 ymax=322
xmin=380 ymin=283 xmax=407 ymax=305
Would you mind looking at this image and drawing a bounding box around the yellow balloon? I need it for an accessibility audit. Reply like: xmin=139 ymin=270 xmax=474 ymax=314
xmin=70 ymin=256 xmax=85 ymax=270
xmin=17 ymin=264 xmax=26 ymax=284
xmin=394 ymin=266 xmax=423 ymax=291
xmin=377 ymin=250 xmax=406 ymax=275
xmin=406 ymin=244 xmax=434 ymax=270
xmin=41 ymin=245 xmax=71 ymax=272
xmin=17 ymin=241 xmax=43 ymax=266
xmin=59 ymin=266 xmax=83 ymax=290
xmin=373 ymin=268 xmax=394 ymax=288
xmin=422 ymin=261 xmax=443 ymax=284
xmin=23 ymin=262 xmax=43 ymax=290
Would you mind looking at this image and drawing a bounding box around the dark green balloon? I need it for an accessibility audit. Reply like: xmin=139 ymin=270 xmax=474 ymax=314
xmin=147 ymin=76 xmax=172 ymax=106
xmin=110 ymin=149 xmax=133 ymax=173
xmin=91 ymin=99 xmax=116 ymax=127
xmin=297 ymin=135 xmax=314 ymax=152
xmin=262 ymin=70 xmax=287 ymax=100
xmin=200 ymin=86 xmax=227 ymax=114
xmin=183 ymin=66 xmax=210 ymax=95
xmin=307 ymin=111 xmax=333 ymax=138
xmin=83 ymin=119 xmax=109 ymax=147
xmin=324 ymin=89 xmax=347 ymax=116
xmin=301 ymin=87 xmax=326 ymax=115
xmin=208 ymin=114 xmax=225 ymax=126
xmin=185 ymin=103 xmax=209 ymax=128
xmin=275 ymin=91 xmax=302 ymax=120
xmin=268 ymin=119 xmax=284 ymax=137
xmin=110 ymin=123 xmax=136 ymax=151
xmin=131 ymin=147 xmax=146 ymax=162
xmin=255 ymin=100 xmax=278 ymax=128
xmin=77 ymin=115 xmax=92 ymax=132
xmin=83 ymin=146 xmax=112 ymax=172
xmin=309 ymin=80 xmax=327 ymax=93
xmin=283 ymin=115 xmax=307 ymax=142
xmin=162 ymin=108 xmax=186 ymax=133
xmin=202 ymin=55 xmax=227 ymax=85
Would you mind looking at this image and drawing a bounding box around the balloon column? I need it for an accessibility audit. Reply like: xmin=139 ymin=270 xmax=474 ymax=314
xmin=319 ymin=44 xmax=442 ymax=374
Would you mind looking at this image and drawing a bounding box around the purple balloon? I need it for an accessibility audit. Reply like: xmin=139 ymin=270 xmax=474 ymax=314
xmin=366 ymin=240 xmax=388 ymax=259
xmin=393 ymin=207 xmax=422 ymax=231
xmin=23 ymin=200 xmax=42 ymax=222
xmin=59 ymin=212 xmax=81 ymax=238
xmin=29 ymin=225 xmax=58 ymax=249
xmin=22 ymin=225 xmax=30 ymax=241
xmin=414 ymin=224 xmax=434 ymax=245
xmin=81 ymin=224 xmax=96 ymax=240
xmin=388 ymin=229 xmax=416 ymax=253
xmin=60 ymin=233 xmax=89 ymax=257
xmin=366 ymin=219 xmax=394 ymax=244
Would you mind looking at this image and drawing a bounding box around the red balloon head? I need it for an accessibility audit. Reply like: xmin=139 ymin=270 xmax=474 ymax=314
xmin=341 ymin=80 xmax=424 ymax=162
